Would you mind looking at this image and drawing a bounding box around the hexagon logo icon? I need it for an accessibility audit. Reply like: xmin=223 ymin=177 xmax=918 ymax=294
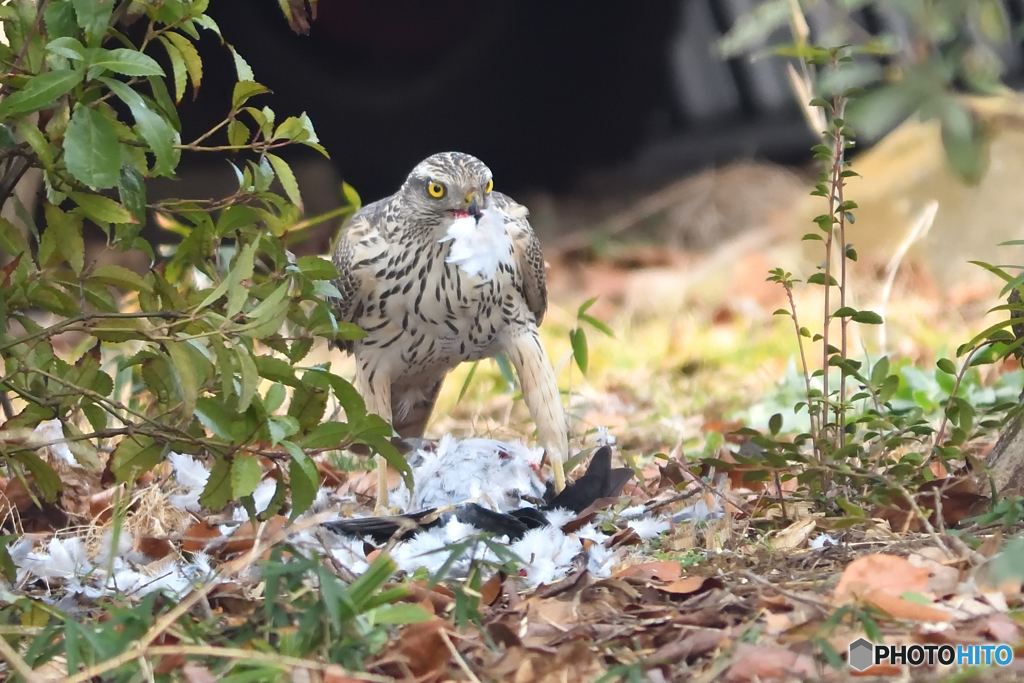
xmin=848 ymin=638 xmax=874 ymax=671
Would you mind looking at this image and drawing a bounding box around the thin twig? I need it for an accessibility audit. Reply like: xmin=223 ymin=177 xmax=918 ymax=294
xmin=0 ymin=632 xmax=42 ymax=683
xmin=439 ymin=627 xmax=482 ymax=683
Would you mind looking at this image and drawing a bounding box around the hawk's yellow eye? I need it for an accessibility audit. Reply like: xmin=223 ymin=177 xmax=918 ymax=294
xmin=484 ymin=178 xmax=493 ymax=194
xmin=427 ymin=182 xmax=445 ymax=198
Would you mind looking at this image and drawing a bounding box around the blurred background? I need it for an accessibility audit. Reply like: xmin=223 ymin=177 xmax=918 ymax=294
xmin=157 ymin=0 xmax=1024 ymax=302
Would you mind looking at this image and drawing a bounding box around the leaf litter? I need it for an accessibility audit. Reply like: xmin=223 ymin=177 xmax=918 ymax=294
xmin=4 ymin=237 xmax=1024 ymax=681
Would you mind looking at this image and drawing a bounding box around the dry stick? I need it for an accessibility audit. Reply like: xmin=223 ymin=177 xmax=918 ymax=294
xmin=144 ymin=645 xmax=393 ymax=682
xmin=896 ymin=484 xmax=957 ymax=560
xmin=0 ymin=632 xmax=42 ymax=683
xmin=439 ymin=628 xmax=482 ymax=683
xmin=876 ymin=201 xmax=939 ymax=353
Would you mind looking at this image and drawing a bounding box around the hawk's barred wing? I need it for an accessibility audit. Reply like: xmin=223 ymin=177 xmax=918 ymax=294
xmin=329 ymin=205 xmax=386 ymax=352
xmin=492 ymin=192 xmax=548 ymax=326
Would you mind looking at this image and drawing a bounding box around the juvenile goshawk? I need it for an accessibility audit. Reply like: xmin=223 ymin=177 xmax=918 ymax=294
xmin=331 ymin=151 xmax=568 ymax=508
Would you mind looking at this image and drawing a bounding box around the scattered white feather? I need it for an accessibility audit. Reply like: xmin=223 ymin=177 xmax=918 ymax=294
xmin=392 ymin=434 xmax=546 ymax=513
xmin=595 ymin=426 xmax=617 ymax=447
xmin=585 ymin=543 xmax=618 ymax=577
xmin=439 ymin=209 xmax=515 ymax=279
xmin=392 ymin=520 xmax=497 ymax=576
xmin=168 ymin=452 xmax=210 ymax=512
xmin=627 ymin=516 xmax=671 ymax=540
xmin=618 ymin=504 xmax=648 ymax=519
xmin=810 ymin=534 xmax=837 ymax=549
xmin=511 ymin=526 xmax=582 ymax=588
xmin=543 ymin=508 xmax=577 ymax=529
xmin=33 ymin=419 xmax=79 ymax=467
xmin=16 ymin=536 xmax=93 ymax=582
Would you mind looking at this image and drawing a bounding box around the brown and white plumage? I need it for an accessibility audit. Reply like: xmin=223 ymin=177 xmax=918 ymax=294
xmin=330 ymin=152 xmax=568 ymax=508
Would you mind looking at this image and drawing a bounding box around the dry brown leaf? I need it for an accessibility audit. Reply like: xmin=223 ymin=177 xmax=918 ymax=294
xmin=376 ymin=618 xmax=453 ymax=682
xmin=724 ymin=643 xmax=818 ymax=682
xmin=773 ymin=518 xmax=817 ymax=550
xmin=834 ymin=554 xmax=932 ymax=601
xmin=659 ymin=575 xmax=724 ymax=595
xmin=865 ymin=591 xmax=951 ymax=622
xmin=511 ymin=642 xmax=604 ymax=683
xmin=613 ymin=561 xmax=682 ymax=582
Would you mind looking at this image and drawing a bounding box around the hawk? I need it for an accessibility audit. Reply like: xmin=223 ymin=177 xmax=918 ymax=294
xmin=331 ymin=152 xmax=568 ymax=509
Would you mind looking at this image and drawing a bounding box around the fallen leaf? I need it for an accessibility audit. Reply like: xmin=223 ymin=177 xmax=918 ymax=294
xmin=725 ymin=643 xmax=817 ymax=681
xmin=659 ymin=575 xmax=724 ymax=595
xmin=834 ymin=554 xmax=932 ymax=602
xmin=613 ymin=561 xmax=682 ymax=582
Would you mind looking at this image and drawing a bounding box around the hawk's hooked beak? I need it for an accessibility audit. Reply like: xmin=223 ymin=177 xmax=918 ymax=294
xmin=464 ymin=191 xmax=482 ymax=220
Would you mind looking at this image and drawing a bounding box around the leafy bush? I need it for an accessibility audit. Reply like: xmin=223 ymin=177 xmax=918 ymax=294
xmin=0 ymin=0 xmax=405 ymax=522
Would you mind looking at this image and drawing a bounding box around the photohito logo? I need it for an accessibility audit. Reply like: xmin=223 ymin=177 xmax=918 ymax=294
xmin=848 ymin=638 xmax=1014 ymax=671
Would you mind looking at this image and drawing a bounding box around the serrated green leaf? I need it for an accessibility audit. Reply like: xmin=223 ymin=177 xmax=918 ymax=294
xmin=266 ymin=153 xmax=303 ymax=211
xmin=85 ymin=47 xmax=163 ymax=77
xmin=231 ymin=81 xmax=269 ymax=109
xmin=231 ymin=454 xmax=263 ymax=500
xmin=195 ymin=397 xmax=236 ymax=440
xmin=0 ymin=70 xmax=82 ymax=118
xmin=162 ymin=31 xmax=202 ymax=93
xmin=46 ymin=36 xmax=86 ymax=61
xmin=71 ymin=0 xmax=113 ymax=46
xmin=157 ymin=36 xmax=187 ymax=102
xmin=117 ymin=164 xmax=148 ymax=223
xmin=226 ymin=119 xmax=249 ymax=147
xmin=44 ymin=1 xmax=79 ymax=40
xmin=44 ymin=203 xmax=84 ymax=275
xmin=288 ymin=373 xmax=328 ymax=433
xmin=0 ymin=216 xmax=29 ymax=256
xmin=110 ymin=436 xmax=166 ymax=483
xmin=282 ymin=441 xmax=319 ymax=519
xmin=233 ymin=342 xmax=259 ymax=413
xmin=294 ymin=255 xmax=337 ymax=280
xmin=100 ymin=77 xmax=178 ymax=177
xmin=300 ymin=422 xmax=352 ymax=449
xmin=229 ymin=44 xmax=254 ymax=81
xmin=90 ymin=264 xmax=152 ymax=292
xmin=65 ymin=105 xmax=122 ymax=188
xmin=200 ymin=457 xmax=232 ymax=509
xmin=68 ymin=191 xmax=135 ymax=224
xmin=15 ymin=117 xmax=55 ymax=170
xmin=225 ymin=240 xmax=258 ymax=318
xmin=164 ymin=340 xmax=198 ymax=420
xmin=17 ymin=451 xmax=62 ymax=502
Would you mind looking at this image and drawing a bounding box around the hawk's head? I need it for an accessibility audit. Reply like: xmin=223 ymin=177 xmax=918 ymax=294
xmin=400 ymin=152 xmax=494 ymax=225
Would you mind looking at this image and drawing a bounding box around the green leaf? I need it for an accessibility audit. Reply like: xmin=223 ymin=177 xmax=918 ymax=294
xmin=231 ymin=81 xmax=269 ymax=109
xmin=577 ymin=296 xmax=598 ymax=317
xmin=44 ymin=1 xmax=79 ymax=40
xmin=195 ymin=397 xmax=236 ymax=440
xmin=851 ymin=310 xmax=884 ymax=325
xmin=17 ymin=451 xmax=62 ymax=502
xmin=0 ymin=216 xmax=29 ymax=255
xmin=100 ymin=77 xmax=179 ymax=176
xmin=300 ymin=422 xmax=351 ymax=449
xmin=0 ymin=69 xmax=82 ymax=118
xmin=227 ymin=119 xmax=249 ymax=147
xmin=769 ymin=412 xmax=783 ymax=436
xmin=231 ymin=455 xmax=263 ymax=500
xmin=164 ymin=340 xmax=198 ymax=420
xmin=162 ymin=31 xmax=202 ymax=93
xmin=570 ymin=327 xmax=588 ymax=375
xmin=266 ymin=153 xmax=303 ymax=211
xmin=936 ymin=358 xmax=957 ymax=375
xmin=233 ymin=342 xmax=259 ymax=413
xmin=118 ymin=164 xmax=148 ymax=223
xmin=229 ymin=44 xmax=254 ymax=81
xmin=64 ymin=106 xmax=121 ymax=189
xmin=158 ymin=36 xmax=187 ymax=102
xmin=44 ymin=203 xmax=84 ymax=275
xmin=68 ymin=191 xmax=135 ymax=225
xmin=90 ymin=264 xmax=152 ymax=292
xmin=110 ymin=436 xmax=166 ymax=483
xmin=85 ymin=47 xmax=163 ymax=78
xmin=71 ymin=0 xmax=113 ymax=46
xmin=579 ymin=313 xmax=614 ymax=338
xmin=288 ymin=373 xmax=329 ymax=433
xmin=201 ymin=458 xmax=232 ymax=509
xmin=46 ymin=36 xmax=86 ymax=61
xmin=294 ymin=255 xmax=338 ymax=280
xmin=368 ymin=603 xmax=433 ymax=625
xmin=282 ymin=441 xmax=319 ymax=519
